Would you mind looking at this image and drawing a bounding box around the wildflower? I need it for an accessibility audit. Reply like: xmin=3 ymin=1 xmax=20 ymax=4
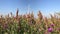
xmin=50 ymin=23 xmax=54 ymax=27
xmin=48 ymin=27 xmax=53 ymax=32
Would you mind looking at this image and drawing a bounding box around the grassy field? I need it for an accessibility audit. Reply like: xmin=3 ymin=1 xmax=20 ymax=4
xmin=0 ymin=10 xmax=60 ymax=34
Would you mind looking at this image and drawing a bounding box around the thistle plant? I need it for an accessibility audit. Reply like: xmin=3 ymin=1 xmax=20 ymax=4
xmin=0 ymin=9 xmax=60 ymax=34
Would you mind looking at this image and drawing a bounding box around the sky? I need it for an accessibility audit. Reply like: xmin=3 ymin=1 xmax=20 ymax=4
xmin=0 ymin=0 xmax=60 ymax=17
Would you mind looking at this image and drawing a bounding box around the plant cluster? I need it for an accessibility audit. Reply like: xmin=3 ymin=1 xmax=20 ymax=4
xmin=0 ymin=9 xmax=60 ymax=34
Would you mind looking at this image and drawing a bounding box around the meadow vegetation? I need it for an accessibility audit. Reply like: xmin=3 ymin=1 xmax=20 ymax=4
xmin=0 ymin=9 xmax=60 ymax=34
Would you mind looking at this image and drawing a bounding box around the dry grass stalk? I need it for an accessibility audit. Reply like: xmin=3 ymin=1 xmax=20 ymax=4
xmin=38 ymin=11 xmax=43 ymax=20
xmin=16 ymin=8 xmax=19 ymax=19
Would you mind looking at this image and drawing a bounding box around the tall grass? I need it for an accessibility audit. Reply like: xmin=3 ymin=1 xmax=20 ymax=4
xmin=0 ymin=9 xmax=60 ymax=34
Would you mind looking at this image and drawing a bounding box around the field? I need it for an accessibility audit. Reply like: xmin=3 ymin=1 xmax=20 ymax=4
xmin=0 ymin=10 xmax=60 ymax=34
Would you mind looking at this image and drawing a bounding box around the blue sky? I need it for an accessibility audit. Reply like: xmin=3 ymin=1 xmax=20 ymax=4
xmin=0 ymin=0 xmax=60 ymax=17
